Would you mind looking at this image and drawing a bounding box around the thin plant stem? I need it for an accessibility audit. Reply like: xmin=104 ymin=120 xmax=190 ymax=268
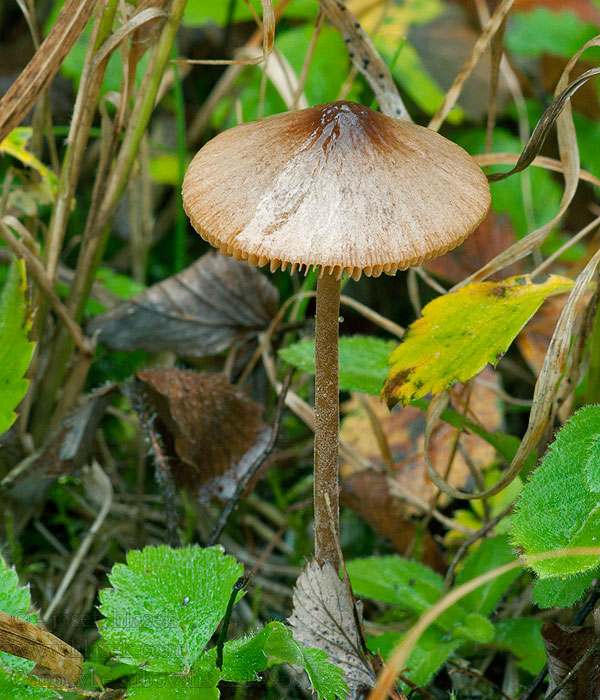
xmin=314 ymin=272 xmax=341 ymax=570
xmin=32 ymin=0 xmax=188 ymax=442
xmin=172 ymin=39 xmax=188 ymax=272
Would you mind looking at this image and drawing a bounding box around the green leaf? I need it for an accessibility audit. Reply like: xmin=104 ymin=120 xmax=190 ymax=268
xmin=532 ymin=567 xmax=600 ymax=609
xmin=183 ymin=0 xmax=317 ymax=26
xmin=0 ymin=259 xmax=36 ymax=437
xmin=0 ymin=668 xmax=62 ymax=699
xmin=0 ymin=128 xmax=58 ymax=192
xmin=347 ymin=556 xmax=442 ymax=615
xmin=264 ymin=626 xmax=347 ymax=700
xmin=0 ymin=554 xmax=37 ymax=673
xmin=511 ymin=406 xmax=600 ymax=579
xmin=125 ymin=668 xmax=220 ymax=699
xmin=279 ymin=335 xmax=396 ymax=396
xmin=200 ymin=623 xmax=282 ymax=683
xmin=506 ymin=8 xmax=598 ymax=59
xmin=277 ymin=27 xmax=349 ymax=107
xmin=383 ymin=275 xmax=574 ymax=407
xmin=98 ymin=545 xmax=243 ymax=673
xmin=452 ymin=613 xmax=495 ymax=644
xmin=455 ymin=535 xmax=518 ymax=616
xmin=493 ymin=618 xmax=546 ymax=675
xmin=367 ymin=627 xmax=461 ymax=690
xmin=585 ymin=434 xmax=600 ymax=493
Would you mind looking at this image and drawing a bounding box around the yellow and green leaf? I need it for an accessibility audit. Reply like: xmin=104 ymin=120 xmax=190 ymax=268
xmin=0 ymin=127 xmax=59 ymax=193
xmin=0 ymin=259 xmax=36 ymax=437
xmin=383 ymin=275 xmax=574 ymax=408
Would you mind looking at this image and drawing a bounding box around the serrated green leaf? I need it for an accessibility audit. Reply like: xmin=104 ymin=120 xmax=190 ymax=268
xmin=98 ymin=545 xmax=243 ymax=673
xmin=455 ymin=535 xmax=518 ymax=616
xmin=126 ymin=668 xmax=220 ymax=699
xmin=532 ymin=567 xmax=599 ymax=609
xmin=493 ymin=618 xmax=546 ymax=675
xmin=0 ymin=259 xmax=36 ymax=437
xmin=200 ymin=622 xmax=283 ymax=683
xmin=383 ymin=275 xmax=574 ymax=407
xmin=367 ymin=627 xmax=461 ymax=690
xmin=511 ymin=406 xmax=600 ymax=579
xmin=0 ymin=554 xmax=37 ymax=674
xmin=264 ymin=627 xmax=347 ymax=700
xmin=279 ymin=335 xmax=396 ymax=396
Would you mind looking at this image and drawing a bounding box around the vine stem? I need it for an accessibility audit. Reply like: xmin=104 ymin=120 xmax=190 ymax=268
xmin=314 ymin=272 xmax=341 ymax=570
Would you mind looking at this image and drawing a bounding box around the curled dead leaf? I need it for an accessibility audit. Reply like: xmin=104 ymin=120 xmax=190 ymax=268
xmin=135 ymin=369 xmax=271 ymax=503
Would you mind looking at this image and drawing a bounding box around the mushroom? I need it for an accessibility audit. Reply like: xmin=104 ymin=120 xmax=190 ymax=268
xmin=182 ymin=100 xmax=490 ymax=569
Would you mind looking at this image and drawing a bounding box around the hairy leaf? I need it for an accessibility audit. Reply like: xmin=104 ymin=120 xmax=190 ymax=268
xmin=0 ymin=259 xmax=35 ymax=437
xmin=532 ymin=567 xmax=599 ymax=609
xmin=288 ymin=561 xmax=375 ymax=698
xmin=279 ymin=335 xmax=396 ymax=396
xmin=87 ymin=253 xmax=278 ymax=358
xmin=383 ymin=275 xmax=573 ymax=407
xmin=98 ymin=545 xmax=243 ymax=673
xmin=511 ymin=406 xmax=600 ymax=579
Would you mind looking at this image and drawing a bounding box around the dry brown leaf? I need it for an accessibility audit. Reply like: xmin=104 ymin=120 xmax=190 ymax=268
xmin=135 ymin=369 xmax=271 ymax=503
xmin=424 ymin=211 xmax=520 ymax=284
xmin=340 ymin=470 xmax=446 ymax=571
xmin=87 ymin=252 xmax=278 ymax=358
xmin=289 ymin=560 xmax=376 ymax=698
xmin=542 ymin=621 xmax=600 ymax=700
xmin=0 ymin=610 xmax=82 ymax=684
xmin=340 ymin=367 xmax=502 ymax=506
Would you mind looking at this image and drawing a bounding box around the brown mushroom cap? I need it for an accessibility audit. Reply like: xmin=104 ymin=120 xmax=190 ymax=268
xmin=182 ymin=101 xmax=490 ymax=280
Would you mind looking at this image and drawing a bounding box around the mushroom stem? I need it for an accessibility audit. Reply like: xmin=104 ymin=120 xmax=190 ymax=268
xmin=314 ymin=271 xmax=341 ymax=570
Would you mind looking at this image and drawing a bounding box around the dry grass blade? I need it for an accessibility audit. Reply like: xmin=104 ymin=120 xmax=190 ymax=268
xmin=175 ymin=0 xmax=274 ymax=66
xmin=0 ymin=610 xmax=83 ymax=683
xmin=488 ymin=66 xmax=600 ymax=182
xmin=91 ymin=6 xmax=168 ymax=71
xmin=456 ymin=36 xmax=600 ymax=288
xmin=0 ymin=0 xmax=97 ymax=142
xmin=423 ymin=248 xmax=600 ymax=501
xmin=473 ymin=153 xmax=600 ymax=189
xmin=428 ymin=0 xmax=514 ymax=132
xmin=317 ymin=0 xmax=410 ymax=120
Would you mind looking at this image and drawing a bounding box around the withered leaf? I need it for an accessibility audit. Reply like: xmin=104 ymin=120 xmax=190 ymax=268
xmin=87 ymin=252 xmax=278 ymax=357
xmin=542 ymin=621 xmax=600 ymax=700
xmin=135 ymin=369 xmax=271 ymax=503
xmin=289 ymin=561 xmax=375 ymax=699
xmin=340 ymin=471 xmax=446 ymax=572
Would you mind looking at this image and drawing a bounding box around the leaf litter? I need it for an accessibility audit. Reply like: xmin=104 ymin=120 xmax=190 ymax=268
xmin=87 ymin=252 xmax=278 ymax=358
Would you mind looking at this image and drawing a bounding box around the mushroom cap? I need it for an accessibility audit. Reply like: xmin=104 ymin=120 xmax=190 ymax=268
xmin=182 ymin=101 xmax=490 ymax=280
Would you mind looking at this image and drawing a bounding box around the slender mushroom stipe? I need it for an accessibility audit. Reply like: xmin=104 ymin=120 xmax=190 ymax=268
xmin=182 ymin=101 xmax=491 ymax=570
